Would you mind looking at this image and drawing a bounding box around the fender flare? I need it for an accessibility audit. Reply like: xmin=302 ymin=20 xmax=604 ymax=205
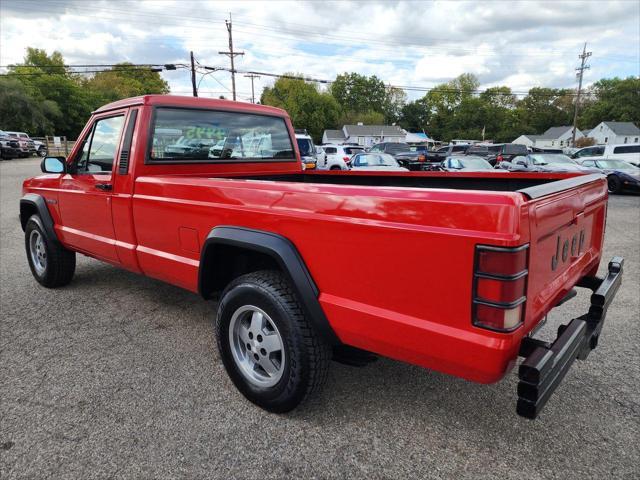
xmin=20 ymin=193 xmax=59 ymax=243
xmin=199 ymin=226 xmax=340 ymax=345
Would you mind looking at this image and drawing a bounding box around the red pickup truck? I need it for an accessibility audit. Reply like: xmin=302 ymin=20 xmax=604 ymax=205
xmin=20 ymin=95 xmax=623 ymax=419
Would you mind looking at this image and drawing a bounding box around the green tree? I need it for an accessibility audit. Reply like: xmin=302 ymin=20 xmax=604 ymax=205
xmin=580 ymin=77 xmax=640 ymax=127
xmin=399 ymin=98 xmax=430 ymax=132
xmin=261 ymin=76 xmax=341 ymax=142
xmin=0 ymin=77 xmax=61 ymax=135
xmin=330 ymin=72 xmax=387 ymax=114
xmin=7 ymin=48 xmax=93 ymax=138
xmin=85 ymin=62 xmax=169 ymax=104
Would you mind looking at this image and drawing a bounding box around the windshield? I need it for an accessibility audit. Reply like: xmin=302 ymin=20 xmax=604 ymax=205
xmin=296 ymin=138 xmax=313 ymax=156
xmin=531 ymin=154 xmax=574 ymax=165
xmin=459 ymin=157 xmax=493 ymax=169
xmin=596 ymin=160 xmax=637 ymax=169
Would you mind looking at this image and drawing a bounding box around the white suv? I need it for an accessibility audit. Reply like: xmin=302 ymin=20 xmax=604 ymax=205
xmin=319 ymin=144 xmax=365 ymax=170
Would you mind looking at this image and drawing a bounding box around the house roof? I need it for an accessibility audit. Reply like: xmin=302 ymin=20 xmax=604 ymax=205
xmin=603 ymin=121 xmax=640 ymax=135
xmin=518 ymin=134 xmax=542 ymax=140
xmin=539 ymin=126 xmax=576 ymax=139
xmin=323 ymin=129 xmax=346 ymax=141
xmin=343 ymin=124 xmax=404 ymax=137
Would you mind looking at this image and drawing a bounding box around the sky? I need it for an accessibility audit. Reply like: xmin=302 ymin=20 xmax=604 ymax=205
xmin=1 ymin=0 xmax=639 ymax=103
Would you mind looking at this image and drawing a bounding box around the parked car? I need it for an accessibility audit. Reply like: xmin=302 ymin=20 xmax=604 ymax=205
xmin=349 ymin=152 xmax=408 ymax=171
xmin=295 ymin=131 xmax=317 ymax=170
xmin=498 ymin=153 xmax=599 ymax=173
xmin=426 ymin=143 xmax=471 ymax=162
xmin=466 ymin=144 xmax=502 ymax=159
xmin=487 ymin=143 xmax=529 ymax=166
xmin=4 ymin=131 xmax=46 ymax=157
xmin=3 ymin=131 xmax=31 ymax=157
xmin=320 ymin=144 xmax=364 ymax=170
xmin=165 ymin=137 xmax=217 ymax=158
xmin=22 ymin=94 xmax=623 ymax=419
xmin=440 ymin=155 xmax=496 ymax=172
xmin=576 ymin=158 xmax=640 ymax=193
xmin=571 ymin=143 xmax=640 ymax=167
xmin=0 ymin=130 xmax=22 ymax=160
xmin=367 ymin=142 xmax=429 ymax=171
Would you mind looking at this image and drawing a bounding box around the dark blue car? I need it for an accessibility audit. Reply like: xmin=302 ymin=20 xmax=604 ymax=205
xmin=577 ymin=158 xmax=640 ymax=194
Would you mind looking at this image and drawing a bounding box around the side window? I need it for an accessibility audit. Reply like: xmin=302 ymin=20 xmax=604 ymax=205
xmin=583 ymin=160 xmax=595 ymax=167
xmin=369 ymin=144 xmax=381 ymax=152
xmin=324 ymin=147 xmax=337 ymax=154
xmin=76 ymin=116 xmax=125 ymax=174
xmin=613 ymin=145 xmax=640 ymax=154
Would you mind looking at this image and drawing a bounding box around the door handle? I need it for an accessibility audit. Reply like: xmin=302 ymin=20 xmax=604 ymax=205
xmin=95 ymin=183 xmax=113 ymax=191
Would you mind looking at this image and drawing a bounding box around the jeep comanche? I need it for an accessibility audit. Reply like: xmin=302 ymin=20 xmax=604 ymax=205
xmin=20 ymin=95 xmax=623 ymax=419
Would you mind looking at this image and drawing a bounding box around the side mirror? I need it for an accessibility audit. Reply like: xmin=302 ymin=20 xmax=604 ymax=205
xmin=41 ymin=156 xmax=66 ymax=173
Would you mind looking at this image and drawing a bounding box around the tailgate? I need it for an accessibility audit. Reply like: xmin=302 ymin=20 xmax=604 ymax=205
xmin=520 ymin=174 xmax=608 ymax=333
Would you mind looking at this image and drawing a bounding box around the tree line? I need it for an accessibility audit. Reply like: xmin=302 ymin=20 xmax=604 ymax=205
xmin=1 ymin=48 xmax=638 ymax=143
xmin=262 ymin=72 xmax=639 ymax=143
xmin=0 ymin=48 xmax=169 ymax=138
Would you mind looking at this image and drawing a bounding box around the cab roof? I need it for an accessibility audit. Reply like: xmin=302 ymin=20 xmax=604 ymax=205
xmin=93 ymin=94 xmax=289 ymax=118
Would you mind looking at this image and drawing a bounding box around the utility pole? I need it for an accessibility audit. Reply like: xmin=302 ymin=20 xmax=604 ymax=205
xmin=571 ymin=42 xmax=591 ymax=146
xmin=244 ymin=73 xmax=260 ymax=103
xmin=218 ymin=14 xmax=244 ymax=101
xmin=190 ymin=51 xmax=198 ymax=97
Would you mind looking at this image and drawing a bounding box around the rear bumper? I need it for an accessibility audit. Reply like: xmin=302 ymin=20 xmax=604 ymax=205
xmin=516 ymin=256 xmax=624 ymax=419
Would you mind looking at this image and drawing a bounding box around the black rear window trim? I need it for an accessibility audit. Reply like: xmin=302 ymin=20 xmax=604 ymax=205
xmin=145 ymin=105 xmax=298 ymax=165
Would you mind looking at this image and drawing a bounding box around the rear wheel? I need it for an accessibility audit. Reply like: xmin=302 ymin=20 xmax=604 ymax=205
xmin=216 ymin=270 xmax=330 ymax=412
xmin=330 ymin=165 xmax=341 ymax=171
xmin=25 ymin=215 xmax=75 ymax=288
xmin=607 ymin=175 xmax=622 ymax=194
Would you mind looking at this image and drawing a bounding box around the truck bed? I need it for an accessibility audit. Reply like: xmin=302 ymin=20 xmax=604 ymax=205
xmin=232 ymin=171 xmax=602 ymax=198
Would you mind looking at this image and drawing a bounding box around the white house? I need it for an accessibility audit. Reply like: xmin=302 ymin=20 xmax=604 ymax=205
xmin=322 ymin=124 xmax=405 ymax=146
xmin=512 ymin=134 xmax=542 ymax=148
xmin=534 ymin=126 xmax=584 ymax=148
xmin=587 ymin=122 xmax=640 ymax=145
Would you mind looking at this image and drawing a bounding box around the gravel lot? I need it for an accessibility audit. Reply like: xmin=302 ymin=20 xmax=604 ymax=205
xmin=1 ymin=157 xmax=639 ymax=479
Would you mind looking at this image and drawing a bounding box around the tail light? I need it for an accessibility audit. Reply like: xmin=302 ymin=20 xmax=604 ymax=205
xmin=343 ymin=156 xmax=350 ymax=162
xmin=473 ymin=244 xmax=529 ymax=332
xmin=496 ymin=154 xmax=504 ymax=163
xmin=418 ymin=154 xmax=426 ymax=162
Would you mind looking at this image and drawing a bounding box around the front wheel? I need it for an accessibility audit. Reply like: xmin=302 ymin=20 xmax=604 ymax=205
xmin=216 ymin=270 xmax=330 ymax=412
xmin=37 ymin=148 xmax=47 ymax=157
xmin=607 ymin=175 xmax=622 ymax=194
xmin=25 ymin=215 xmax=76 ymax=288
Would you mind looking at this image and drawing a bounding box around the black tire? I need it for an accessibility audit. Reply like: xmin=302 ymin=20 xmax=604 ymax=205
xmin=607 ymin=175 xmax=622 ymax=194
xmin=37 ymin=148 xmax=47 ymax=158
xmin=216 ymin=270 xmax=330 ymax=412
xmin=25 ymin=215 xmax=76 ymax=288
xmin=330 ymin=165 xmax=341 ymax=171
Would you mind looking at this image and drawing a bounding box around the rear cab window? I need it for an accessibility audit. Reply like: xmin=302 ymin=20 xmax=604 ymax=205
xmin=148 ymin=108 xmax=295 ymax=163
xmin=504 ymin=144 xmax=528 ymax=155
xmin=344 ymin=147 xmax=363 ymax=155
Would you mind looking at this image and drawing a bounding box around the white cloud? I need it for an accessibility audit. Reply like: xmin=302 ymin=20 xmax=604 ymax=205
xmin=1 ymin=0 xmax=638 ymax=102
